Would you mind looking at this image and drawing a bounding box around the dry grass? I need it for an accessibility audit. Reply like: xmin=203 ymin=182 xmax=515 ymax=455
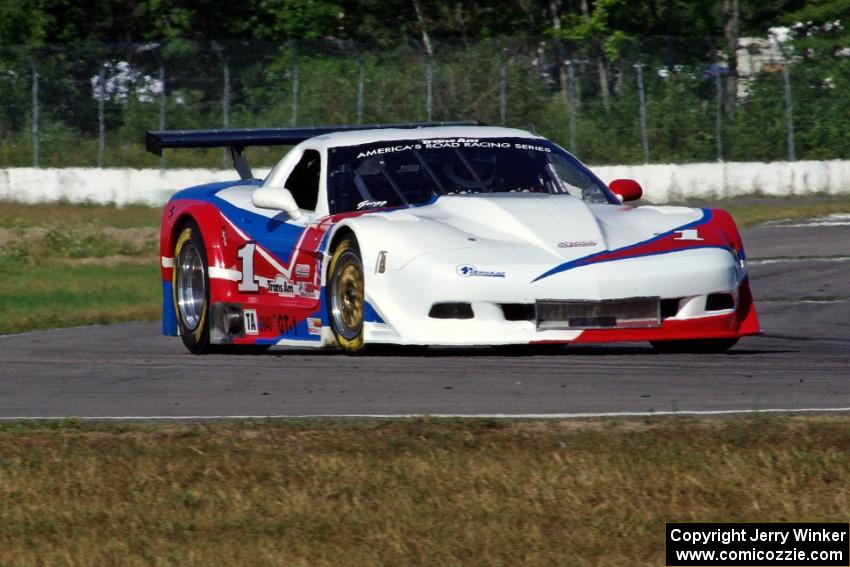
xmin=1 ymin=416 xmax=848 ymax=566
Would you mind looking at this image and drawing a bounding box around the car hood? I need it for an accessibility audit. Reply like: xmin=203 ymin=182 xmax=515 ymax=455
xmin=341 ymin=193 xmax=710 ymax=270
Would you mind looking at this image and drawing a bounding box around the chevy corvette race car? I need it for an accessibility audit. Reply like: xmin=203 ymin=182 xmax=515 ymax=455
xmin=146 ymin=122 xmax=759 ymax=354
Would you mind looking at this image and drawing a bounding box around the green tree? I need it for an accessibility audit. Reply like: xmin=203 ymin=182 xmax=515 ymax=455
xmin=0 ymin=0 xmax=50 ymax=44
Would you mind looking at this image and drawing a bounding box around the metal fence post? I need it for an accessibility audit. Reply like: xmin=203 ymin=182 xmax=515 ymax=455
xmin=634 ymin=64 xmax=650 ymax=164
xmin=222 ymin=61 xmax=230 ymax=129
xmin=221 ymin=59 xmax=231 ymax=167
xmin=211 ymin=42 xmax=230 ymax=167
xmin=565 ymin=60 xmax=577 ymax=155
xmin=30 ymin=60 xmax=39 ymax=168
xmin=499 ymin=62 xmax=507 ymax=126
xmin=158 ymin=63 xmax=166 ymax=131
xmin=356 ymin=60 xmax=365 ymax=123
xmin=291 ymin=65 xmax=299 ymax=127
xmin=97 ymin=64 xmax=106 ymax=167
xmin=158 ymin=62 xmax=166 ymax=166
xmin=715 ymin=70 xmax=723 ymax=162
xmin=783 ymin=62 xmax=796 ymax=161
xmin=425 ymin=59 xmax=433 ymax=122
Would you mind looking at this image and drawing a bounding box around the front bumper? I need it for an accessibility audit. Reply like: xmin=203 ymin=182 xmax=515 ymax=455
xmin=362 ymin=247 xmax=759 ymax=346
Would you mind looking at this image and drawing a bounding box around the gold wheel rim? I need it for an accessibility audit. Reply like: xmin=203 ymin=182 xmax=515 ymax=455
xmin=331 ymin=252 xmax=364 ymax=340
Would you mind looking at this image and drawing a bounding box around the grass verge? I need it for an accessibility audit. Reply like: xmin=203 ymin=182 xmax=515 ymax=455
xmin=0 ymin=260 xmax=161 ymax=334
xmin=667 ymin=193 xmax=850 ymax=228
xmin=0 ymin=203 xmax=161 ymax=334
xmin=0 ymin=416 xmax=848 ymax=566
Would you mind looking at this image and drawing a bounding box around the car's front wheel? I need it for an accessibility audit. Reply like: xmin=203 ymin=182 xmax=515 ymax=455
xmin=173 ymin=220 xmax=212 ymax=354
xmin=650 ymin=338 xmax=738 ymax=354
xmin=328 ymin=235 xmax=366 ymax=354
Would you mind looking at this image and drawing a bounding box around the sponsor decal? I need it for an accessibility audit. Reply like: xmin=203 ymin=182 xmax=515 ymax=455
xmin=456 ymin=264 xmax=506 ymax=278
xmin=295 ymin=263 xmax=311 ymax=277
xmin=355 ymin=139 xmax=547 ymax=157
xmin=357 ymin=145 xmax=421 ymax=158
xmin=266 ymin=276 xmax=295 ymax=297
xmin=307 ymin=317 xmax=322 ymax=336
xmin=243 ymin=310 xmax=258 ymax=335
xmin=558 ymin=240 xmax=597 ymax=248
xmin=422 ymin=138 xmax=512 ymax=150
xmin=356 ymin=200 xmax=388 ymax=210
xmin=674 ymin=229 xmax=704 ymax=241
xmin=259 ymin=313 xmax=298 ymax=335
xmin=296 ymin=281 xmax=320 ymax=299
xmin=513 ymin=143 xmax=551 ymax=152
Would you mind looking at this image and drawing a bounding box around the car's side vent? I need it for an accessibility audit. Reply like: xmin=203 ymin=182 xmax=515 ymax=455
xmin=501 ymin=303 xmax=535 ymax=321
xmin=706 ymin=293 xmax=735 ymax=311
xmin=429 ymin=302 xmax=474 ymax=319
xmin=660 ymin=298 xmax=681 ymax=319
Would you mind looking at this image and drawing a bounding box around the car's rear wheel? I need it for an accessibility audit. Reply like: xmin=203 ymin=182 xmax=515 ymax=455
xmin=328 ymin=236 xmax=367 ymax=354
xmin=173 ymin=220 xmax=213 ymax=354
xmin=650 ymin=338 xmax=738 ymax=354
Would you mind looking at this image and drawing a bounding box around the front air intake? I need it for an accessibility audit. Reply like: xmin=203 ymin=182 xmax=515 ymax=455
xmin=429 ymin=303 xmax=474 ymax=319
xmin=501 ymin=303 xmax=535 ymax=321
xmin=536 ymin=297 xmax=662 ymax=330
xmin=706 ymin=293 xmax=735 ymax=311
xmin=660 ymin=298 xmax=681 ymax=319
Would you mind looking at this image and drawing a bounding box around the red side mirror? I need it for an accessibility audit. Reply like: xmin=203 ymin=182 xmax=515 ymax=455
xmin=609 ymin=178 xmax=643 ymax=202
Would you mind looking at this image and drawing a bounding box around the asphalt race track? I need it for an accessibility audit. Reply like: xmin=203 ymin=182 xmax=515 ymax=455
xmin=1 ymin=217 xmax=848 ymax=419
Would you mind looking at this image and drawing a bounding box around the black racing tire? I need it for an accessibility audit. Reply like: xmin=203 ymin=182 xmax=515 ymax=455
xmin=650 ymin=338 xmax=739 ymax=354
xmin=173 ymin=220 xmax=213 ymax=354
xmin=327 ymin=235 xmax=367 ymax=354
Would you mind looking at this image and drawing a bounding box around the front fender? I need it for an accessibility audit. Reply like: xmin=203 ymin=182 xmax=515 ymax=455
xmin=328 ymin=213 xmax=474 ymax=274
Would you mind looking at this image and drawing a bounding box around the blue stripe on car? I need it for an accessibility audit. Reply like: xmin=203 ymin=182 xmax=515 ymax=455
xmin=161 ymin=280 xmax=178 ymax=336
xmin=532 ymin=208 xmax=716 ymax=282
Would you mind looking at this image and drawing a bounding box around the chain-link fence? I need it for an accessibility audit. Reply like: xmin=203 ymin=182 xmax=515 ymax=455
xmin=0 ymin=37 xmax=845 ymax=168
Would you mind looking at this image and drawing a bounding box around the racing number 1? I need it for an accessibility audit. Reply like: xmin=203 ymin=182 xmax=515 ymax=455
xmin=237 ymin=242 xmax=259 ymax=292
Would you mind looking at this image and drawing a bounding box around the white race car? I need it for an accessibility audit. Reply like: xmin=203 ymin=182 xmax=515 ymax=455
xmin=148 ymin=122 xmax=759 ymax=354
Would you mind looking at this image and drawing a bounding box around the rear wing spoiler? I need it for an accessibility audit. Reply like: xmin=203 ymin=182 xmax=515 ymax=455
xmin=145 ymin=121 xmax=484 ymax=179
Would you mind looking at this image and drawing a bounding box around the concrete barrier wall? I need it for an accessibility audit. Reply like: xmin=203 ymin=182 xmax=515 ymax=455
xmin=594 ymin=160 xmax=850 ymax=201
xmin=1 ymin=161 xmax=849 ymax=206
xmin=0 ymin=167 xmax=265 ymax=206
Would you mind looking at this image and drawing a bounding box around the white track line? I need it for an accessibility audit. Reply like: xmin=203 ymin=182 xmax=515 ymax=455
xmin=2 ymin=407 xmax=850 ymax=421
xmin=749 ymin=256 xmax=850 ymax=265
xmin=0 ymin=324 xmax=106 ymax=339
xmin=761 ymin=213 xmax=850 ymax=228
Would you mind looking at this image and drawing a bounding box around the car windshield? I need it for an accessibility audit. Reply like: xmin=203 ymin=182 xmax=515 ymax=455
xmin=326 ymin=137 xmax=616 ymax=213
